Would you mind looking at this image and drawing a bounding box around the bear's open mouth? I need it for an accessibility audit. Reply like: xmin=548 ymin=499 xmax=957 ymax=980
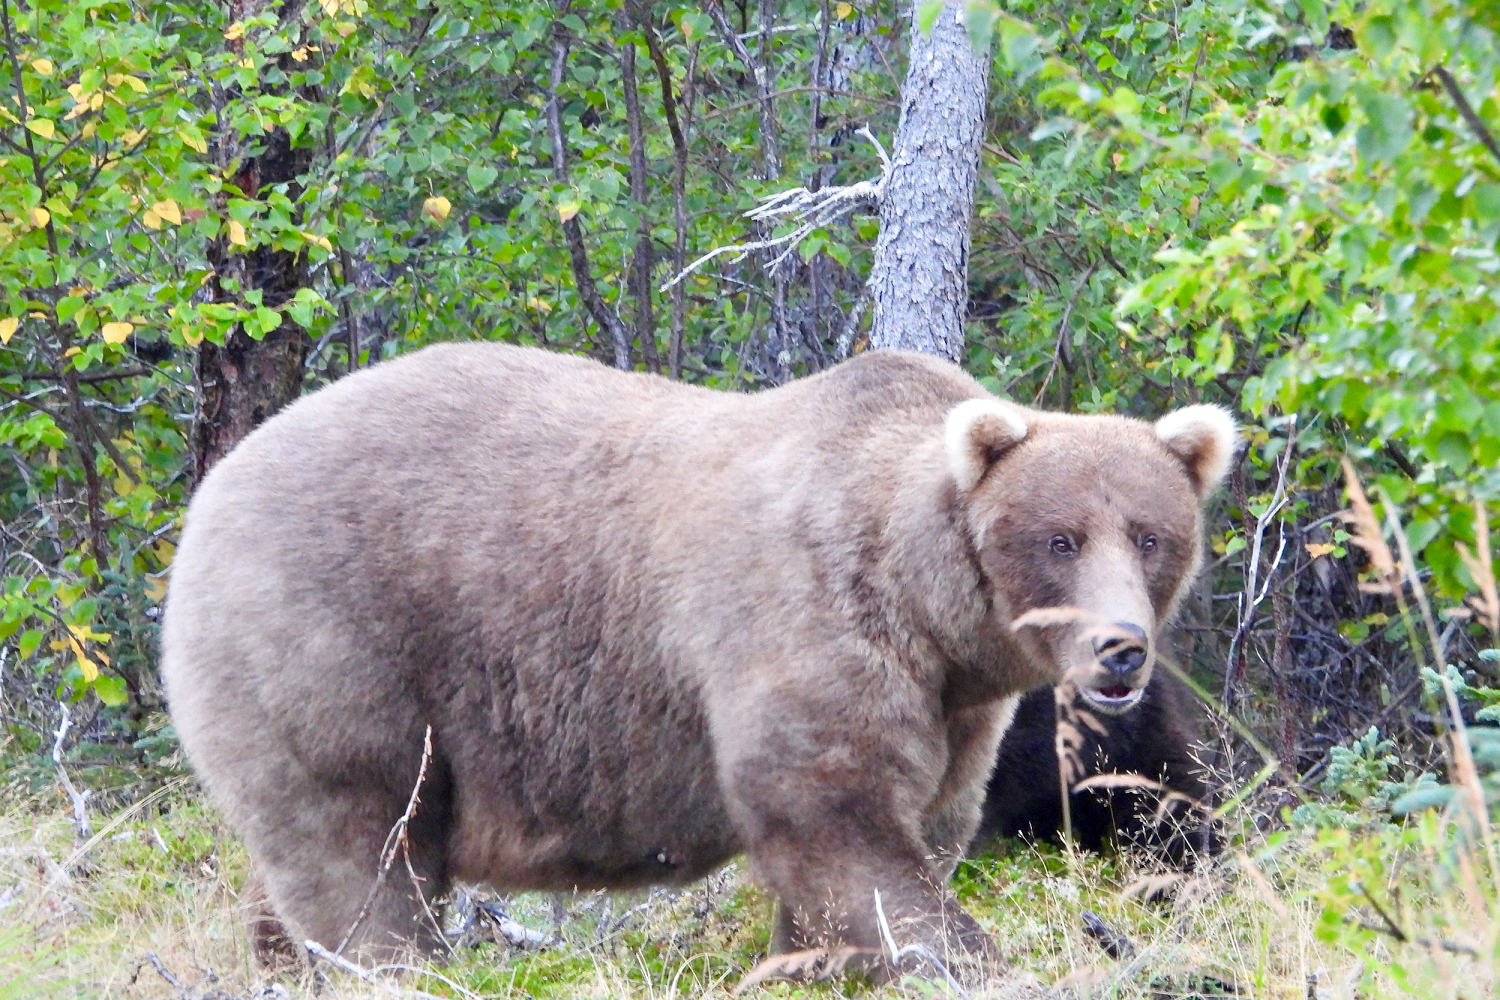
xmin=1080 ymin=684 xmax=1144 ymax=713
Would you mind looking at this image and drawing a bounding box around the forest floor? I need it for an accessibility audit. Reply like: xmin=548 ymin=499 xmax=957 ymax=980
xmin=1 ymin=758 xmax=1495 ymax=1000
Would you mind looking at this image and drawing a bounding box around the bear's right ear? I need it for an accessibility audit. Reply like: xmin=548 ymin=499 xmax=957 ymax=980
xmin=1154 ymin=403 xmax=1239 ymax=497
xmin=945 ymin=399 xmax=1029 ymax=494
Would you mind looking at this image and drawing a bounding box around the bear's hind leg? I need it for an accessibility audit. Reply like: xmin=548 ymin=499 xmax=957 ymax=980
xmin=238 ymin=763 xmax=455 ymax=967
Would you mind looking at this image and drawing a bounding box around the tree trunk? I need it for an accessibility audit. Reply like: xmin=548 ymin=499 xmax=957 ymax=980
xmin=867 ymin=2 xmax=990 ymax=362
xmin=191 ymin=0 xmax=312 ymax=481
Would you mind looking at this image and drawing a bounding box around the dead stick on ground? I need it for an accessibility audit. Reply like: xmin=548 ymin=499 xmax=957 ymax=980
xmin=1354 ymin=882 xmax=1478 ymax=957
xmin=871 ymin=889 xmax=967 ymax=998
xmin=304 ymin=939 xmax=480 ymax=1000
xmin=51 ymin=701 xmax=92 ymax=841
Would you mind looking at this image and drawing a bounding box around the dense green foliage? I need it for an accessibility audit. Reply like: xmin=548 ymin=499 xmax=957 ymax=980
xmin=0 ymin=0 xmax=1495 ymax=775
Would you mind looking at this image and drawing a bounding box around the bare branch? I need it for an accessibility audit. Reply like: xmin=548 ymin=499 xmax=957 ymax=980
xmin=625 ymin=0 xmax=692 ymax=378
xmin=1429 ymin=65 xmax=1500 ymax=167
xmin=52 ymin=702 xmax=92 ymax=841
xmin=619 ymin=35 xmax=659 ymax=372
xmin=335 ymin=725 xmax=443 ymax=958
xmin=660 ymin=128 xmax=887 ymax=292
xmin=304 ymin=939 xmax=479 ymax=1000
xmin=871 ymin=889 xmax=968 ymax=997
xmin=547 ymin=3 xmax=635 ymax=369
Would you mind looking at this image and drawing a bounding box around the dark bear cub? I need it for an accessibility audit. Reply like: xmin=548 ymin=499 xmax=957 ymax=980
xmin=975 ymin=670 xmax=1218 ymax=866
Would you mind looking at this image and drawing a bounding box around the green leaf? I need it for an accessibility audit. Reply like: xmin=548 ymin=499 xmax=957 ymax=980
xmin=16 ymin=628 xmax=44 ymax=660
xmin=1354 ymin=89 xmax=1413 ymax=164
xmin=467 ymin=162 xmax=499 ymax=193
xmin=93 ymin=673 xmax=128 ymax=708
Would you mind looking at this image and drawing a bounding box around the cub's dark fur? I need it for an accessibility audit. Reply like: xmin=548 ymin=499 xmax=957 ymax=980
xmin=976 ymin=672 xmax=1217 ymax=864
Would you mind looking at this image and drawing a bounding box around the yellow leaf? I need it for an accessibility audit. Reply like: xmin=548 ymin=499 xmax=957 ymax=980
xmin=31 ymin=58 xmax=53 ymax=75
xmin=1305 ymin=542 xmax=1337 ymax=559
xmin=26 ymin=118 xmax=55 ymax=139
xmin=151 ymin=198 xmax=182 ymax=226
xmin=0 ymin=317 xmax=17 ymax=344
xmin=28 ymin=206 xmax=50 ymax=227
xmin=320 ymin=0 xmax=339 ymax=13
xmin=56 ymin=624 xmax=110 ymax=682
xmin=228 ymin=219 xmax=248 ymax=246
xmin=557 ymin=200 xmax=581 ymax=223
xmin=177 ymin=127 xmax=207 ymax=154
xmin=153 ymin=539 xmax=176 ymax=564
xmin=101 ymin=321 xmax=134 ymax=344
xmin=107 ymin=73 xmax=146 ymax=94
xmin=122 ymin=128 xmax=145 ymax=147
xmin=835 ymin=1 xmax=853 ymax=18
xmin=225 ymin=21 xmax=245 ymax=40
xmin=144 ymin=575 xmax=168 ymax=601
xmin=292 ymin=46 xmax=310 ymax=62
xmin=421 ymin=195 xmax=451 ymax=223
xmin=142 ymin=207 xmax=162 ymax=230
xmin=302 ymin=230 xmax=332 ymax=252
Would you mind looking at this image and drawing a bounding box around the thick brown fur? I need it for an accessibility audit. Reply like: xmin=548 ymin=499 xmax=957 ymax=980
xmin=161 ymin=345 xmax=1233 ymax=975
xmin=974 ymin=672 xmax=1218 ymax=866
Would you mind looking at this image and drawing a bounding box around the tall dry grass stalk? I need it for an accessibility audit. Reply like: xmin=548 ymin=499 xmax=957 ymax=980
xmin=1342 ymin=461 xmax=1500 ymax=909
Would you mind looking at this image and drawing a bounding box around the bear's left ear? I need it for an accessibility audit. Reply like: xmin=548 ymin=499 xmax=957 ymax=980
xmin=945 ymin=399 xmax=1029 ymax=494
xmin=1154 ymin=404 xmax=1239 ymax=497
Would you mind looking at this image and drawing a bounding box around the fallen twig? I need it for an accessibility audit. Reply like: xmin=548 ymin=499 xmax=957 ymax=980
xmin=304 ymin=939 xmax=478 ymax=1000
xmin=871 ymin=889 xmax=968 ymax=997
xmin=51 ymin=701 xmax=92 ymax=841
xmin=475 ymin=899 xmax=550 ymax=948
xmin=1080 ymin=909 xmax=1137 ymax=959
xmin=1353 ymin=881 xmax=1478 ymax=957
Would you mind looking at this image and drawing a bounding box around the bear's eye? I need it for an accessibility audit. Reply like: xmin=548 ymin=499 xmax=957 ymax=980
xmin=1049 ymin=534 xmax=1078 ymax=557
xmin=1139 ymin=534 xmax=1158 ymax=555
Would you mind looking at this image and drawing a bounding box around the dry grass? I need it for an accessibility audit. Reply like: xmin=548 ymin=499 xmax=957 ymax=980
xmin=2 ymin=774 xmax=1497 ymax=1000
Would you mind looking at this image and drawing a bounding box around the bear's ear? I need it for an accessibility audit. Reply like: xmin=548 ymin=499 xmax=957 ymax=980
xmin=1154 ymin=404 xmax=1239 ymax=497
xmin=945 ymin=399 xmax=1029 ymax=494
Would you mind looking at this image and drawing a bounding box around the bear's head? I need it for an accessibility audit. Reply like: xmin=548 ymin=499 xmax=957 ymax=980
xmin=945 ymin=399 xmax=1236 ymax=714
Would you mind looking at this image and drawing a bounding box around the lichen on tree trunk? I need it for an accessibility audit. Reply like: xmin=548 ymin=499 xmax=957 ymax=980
xmin=867 ymin=1 xmax=991 ymax=363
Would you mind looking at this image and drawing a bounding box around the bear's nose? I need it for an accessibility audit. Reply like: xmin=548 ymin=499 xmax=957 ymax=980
xmin=1092 ymin=622 xmax=1148 ymax=679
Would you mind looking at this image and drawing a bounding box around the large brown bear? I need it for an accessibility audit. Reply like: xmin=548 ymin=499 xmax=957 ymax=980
xmin=161 ymin=344 xmax=1235 ymax=978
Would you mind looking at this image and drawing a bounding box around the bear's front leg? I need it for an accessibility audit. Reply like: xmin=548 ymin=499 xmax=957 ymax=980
xmin=722 ymin=715 xmax=999 ymax=983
